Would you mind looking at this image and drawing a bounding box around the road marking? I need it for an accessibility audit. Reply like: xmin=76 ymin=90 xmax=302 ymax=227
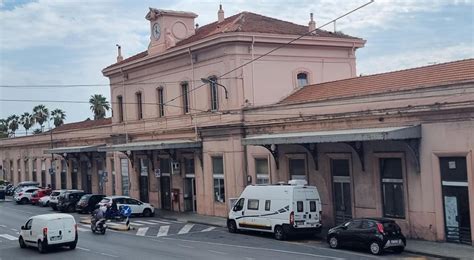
xmin=201 ymin=227 xmax=216 ymax=232
xmin=177 ymin=244 xmax=194 ymax=249
xmin=77 ymin=227 xmax=89 ymax=232
xmin=81 ymin=224 xmax=90 ymax=228
xmin=129 ymin=222 xmax=144 ymax=226
xmin=157 ymin=225 xmax=169 ymax=237
xmin=0 ymin=225 xmax=6 ymax=228
xmin=10 ymin=228 xmax=17 ymax=232
xmin=77 ymin=246 xmax=90 ymax=251
xmin=162 ymin=237 xmax=344 ymax=260
xmin=177 ymin=224 xmax=194 ymax=234
xmin=133 ymin=220 xmax=156 ymax=225
xmin=0 ymin=234 xmax=17 ymax=240
xmin=208 ymin=249 xmax=227 ymax=255
xmin=149 ymin=219 xmax=171 ymax=224
xmin=100 ymin=252 xmax=119 ymax=258
xmin=136 ymin=227 xmax=149 ymax=236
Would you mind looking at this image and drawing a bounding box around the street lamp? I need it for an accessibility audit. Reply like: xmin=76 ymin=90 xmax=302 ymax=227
xmin=201 ymin=78 xmax=229 ymax=99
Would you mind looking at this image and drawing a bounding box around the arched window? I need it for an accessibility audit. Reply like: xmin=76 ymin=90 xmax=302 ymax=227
xmin=181 ymin=81 xmax=190 ymax=114
xmin=136 ymin=92 xmax=143 ymax=120
xmin=297 ymin=72 xmax=308 ymax=87
xmin=157 ymin=87 xmax=165 ymax=117
xmin=117 ymin=96 xmax=124 ymax=122
xmin=208 ymin=76 xmax=219 ymax=111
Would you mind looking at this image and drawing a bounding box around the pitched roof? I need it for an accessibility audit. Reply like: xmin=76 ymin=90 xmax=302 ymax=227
xmin=280 ymin=59 xmax=474 ymax=105
xmin=104 ymin=11 xmax=358 ymax=70
xmin=49 ymin=118 xmax=112 ymax=132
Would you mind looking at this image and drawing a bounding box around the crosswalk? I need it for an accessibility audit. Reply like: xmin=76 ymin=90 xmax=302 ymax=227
xmin=0 ymin=234 xmax=18 ymax=241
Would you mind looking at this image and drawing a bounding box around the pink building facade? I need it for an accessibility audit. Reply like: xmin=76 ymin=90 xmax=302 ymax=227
xmin=1 ymin=7 xmax=473 ymax=246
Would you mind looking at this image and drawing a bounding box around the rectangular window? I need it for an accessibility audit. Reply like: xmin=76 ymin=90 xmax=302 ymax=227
xmin=255 ymin=158 xmax=269 ymax=184
xmin=32 ymin=159 xmax=37 ymax=182
xmin=120 ymin=159 xmax=130 ymax=196
xmin=181 ymin=82 xmax=190 ymax=114
xmin=117 ymin=96 xmax=124 ymax=122
xmin=310 ymin=201 xmax=316 ymax=212
xmin=41 ymin=160 xmax=46 ymax=187
xmin=71 ymin=160 xmax=78 ymax=189
xmin=136 ymin=92 xmax=143 ymax=120
xmin=17 ymin=159 xmax=21 ymax=182
xmin=380 ymin=158 xmax=405 ymax=218
xmin=60 ymin=160 xmax=67 ymax=189
xmin=265 ymin=200 xmax=271 ymax=211
xmin=139 ymin=158 xmax=148 ymax=176
xmin=24 ymin=159 xmax=29 ymax=180
xmin=157 ymin=88 xmax=165 ymax=117
xmin=247 ymin=199 xmax=259 ymax=210
xmin=111 ymin=158 xmax=116 ymax=195
xmin=184 ymin=158 xmax=194 ymax=175
xmin=212 ymin=156 xmax=225 ymax=202
xmin=289 ymin=158 xmax=306 ymax=180
xmin=209 ymin=77 xmax=219 ymax=111
xmin=10 ymin=160 xmax=14 ymax=182
xmin=297 ymin=201 xmax=304 ymax=212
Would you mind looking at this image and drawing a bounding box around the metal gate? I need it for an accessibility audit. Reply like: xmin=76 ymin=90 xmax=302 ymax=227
xmin=331 ymin=159 xmax=352 ymax=225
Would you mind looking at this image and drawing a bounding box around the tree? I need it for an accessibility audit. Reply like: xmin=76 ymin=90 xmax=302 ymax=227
xmin=0 ymin=119 xmax=8 ymax=138
xmin=20 ymin=112 xmax=34 ymax=135
xmin=51 ymin=109 xmax=66 ymax=128
xmin=89 ymin=94 xmax=110 ymax=120
xmin=33 ymin=128 xmax=42 ymax=135
xmin=7 ymin=115 xmax=19 ymax=137
xmin=33 ymin=105 xmax=49 ymax=131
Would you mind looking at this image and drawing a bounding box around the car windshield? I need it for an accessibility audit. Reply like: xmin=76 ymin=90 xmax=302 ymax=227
xmin=383 ymin=222 xmax=401 ymax=232
xmin=80 ymin=194 xmax=91 ymax=200
xmin=51 ymin=192 xmax=60 ymax=196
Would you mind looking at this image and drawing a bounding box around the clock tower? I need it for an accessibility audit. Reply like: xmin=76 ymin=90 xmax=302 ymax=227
xmin=146 ymin=8 xmax=198 ymax=55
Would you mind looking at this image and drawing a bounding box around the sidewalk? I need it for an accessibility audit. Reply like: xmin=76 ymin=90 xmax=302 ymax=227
xmin=155 ymin=210 xmax=227 ymax=227
xmin=154 ymin=211 xmax=474 ymax=259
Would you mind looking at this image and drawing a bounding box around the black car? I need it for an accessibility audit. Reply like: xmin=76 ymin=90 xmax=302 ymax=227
xmin=58 ymin=191 xmax=87 ymax=213
xmin=76 ymin=194 xmax=105 ymax=214
xmin=327 ymin=218 xmax=406 ymax=255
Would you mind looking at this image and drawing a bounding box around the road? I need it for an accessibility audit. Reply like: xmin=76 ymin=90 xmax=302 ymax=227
xmin=0 ymin=199 xmax=438 ymax=260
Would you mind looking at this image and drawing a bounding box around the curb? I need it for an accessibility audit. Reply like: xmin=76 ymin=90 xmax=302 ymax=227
xmin=404 ymin=249 xmax=460 ymax=260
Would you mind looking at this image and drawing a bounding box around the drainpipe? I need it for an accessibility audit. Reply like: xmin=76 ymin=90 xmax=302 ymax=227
xmin=251 ymin=36 xmax=255 ymax=105
xmin=187 ymin=48 xmax=198 ymax=140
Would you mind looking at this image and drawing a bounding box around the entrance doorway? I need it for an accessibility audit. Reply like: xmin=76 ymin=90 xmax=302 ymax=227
xmin=331 ymin=159 xmax=352 ymax=225
xmin=440 ymin=157 xmax=471 ymax=245
xmin=161 ymin=176 xmax=171 ymax=210
xmin=139 ymin=158 xmax=149 ymax=203
xmin=184 ymin=178 xmax=196 ymax=212
xmin=80 ymin=161 xmax=92 ymax=194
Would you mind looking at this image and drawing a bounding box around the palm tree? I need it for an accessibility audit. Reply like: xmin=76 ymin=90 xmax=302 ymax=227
xmin=0 ymin=118 xmax=9 ymax=138
xmin=7 ymin=115 xmax=19 ymax=137
xmin=33 ymin=105 xmax=49 ymax=131
xmin=33 ymin=128 xmax=42 ymax=135
xmin=89 ymin=94 xmax=110 ymax=120
xmin=20 ymin=112 xmax=34 ymax=135
xmin=51 ymin=109 xmax=66 ymax=127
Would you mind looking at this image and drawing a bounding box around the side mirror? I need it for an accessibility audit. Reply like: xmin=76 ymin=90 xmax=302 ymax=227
xmin=21 ymin=226 xmax=25 ymax=230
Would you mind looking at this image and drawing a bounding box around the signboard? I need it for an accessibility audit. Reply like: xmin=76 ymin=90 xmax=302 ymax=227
xmin=448 ymin=161 xmax=456 ymax=169
xmin=155 ymin=169 xmax=161 ymax=178
xmin=48 ymin=168 xmax=55 ymax=175
xmin=121 ymin=205 xmax=132 ymax=217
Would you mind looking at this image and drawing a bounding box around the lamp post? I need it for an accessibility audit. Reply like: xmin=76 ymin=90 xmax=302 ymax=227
xmin=200 ymin=78 xmax=229 ymax=99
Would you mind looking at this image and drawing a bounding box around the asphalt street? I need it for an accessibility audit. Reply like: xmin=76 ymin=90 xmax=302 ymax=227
xmin=0 ymin=199 xmax=439 ymax=260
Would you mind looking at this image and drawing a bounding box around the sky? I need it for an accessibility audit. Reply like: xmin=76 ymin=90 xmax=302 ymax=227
xmin=0 ymin=0 xmax=473 ymax=131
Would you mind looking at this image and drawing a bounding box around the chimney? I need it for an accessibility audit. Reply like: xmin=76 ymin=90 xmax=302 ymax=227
xmin=308 ymin=13 xmax=316 ymax=33
xmin=116 ymin=44 xmax=123 ymax=62
xmin=218 ymin=4 xmax=224 ymax=23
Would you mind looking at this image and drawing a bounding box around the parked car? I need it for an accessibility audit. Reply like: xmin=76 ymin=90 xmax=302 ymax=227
xmin=6 ymin=184 xmax=15 ymax=195
xmin=39 ymin=195 xmax=51 ymax=207
xmin=98 ymin=196 xmax=155 ymax=217
xmin=327 ymin=218 xmax=406 ymax=255
xmin=14 ymin=187 xmax=40 ymax=204
xmin=13 ymin=181 xmax=40 ymax=194
xmin=30 ymin=189 xmax=52 ymax=205
xmin=19 ymin=213 xmax=78 ymax=253
xmin=76 ymin=194 xmax=105 ymax=214
xmin=227 ymin=180 xmax=322 ymax=240
xmin=58 ymin=190 xmax=87 ymax=213
xmin=49 ymin=190 xmax=67 ymax=210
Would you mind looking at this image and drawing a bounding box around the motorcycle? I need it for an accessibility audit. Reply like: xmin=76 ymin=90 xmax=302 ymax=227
xmin=91 ymin=217 xmax=107 ymax=234
xmin=105 ymin=206 xmax=125 ymax=222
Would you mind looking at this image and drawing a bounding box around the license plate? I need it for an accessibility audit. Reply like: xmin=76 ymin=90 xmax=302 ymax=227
xmin=50 ymin=236 xmax=62 ymax=241
xmin=389 ymin=239 xmax=401 ymax=245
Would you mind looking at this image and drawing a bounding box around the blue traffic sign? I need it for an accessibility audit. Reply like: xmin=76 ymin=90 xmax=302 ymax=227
xmin=121 ymin=205 xmax=132 ymax=217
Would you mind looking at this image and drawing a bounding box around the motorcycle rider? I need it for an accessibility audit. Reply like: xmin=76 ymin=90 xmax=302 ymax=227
xmin=91 ymin=205 xmax=105 ymax=227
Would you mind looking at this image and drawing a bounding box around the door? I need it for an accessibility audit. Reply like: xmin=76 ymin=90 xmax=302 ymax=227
xmin=139 ymin=159 xmax=149 ymax=203
xmin=80 ymin=161 xmax=92 ymax=194
xmin=183 ymin=178 xmax=195 ymax=212
xmin=22 ymin=219 xmax=34 ymax=245
xmin=440 ymin=157 xmax=471 ymax=245
xmin=331 ymin=159 xmax=352 ymax=225
xmin=161 ymin=176 xmax=171 ymax=210
xmin=230 ymin=198 xmax=246 ymax=228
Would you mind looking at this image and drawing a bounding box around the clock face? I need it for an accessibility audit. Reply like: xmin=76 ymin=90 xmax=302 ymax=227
xmin=152 ymin=23 xmax=161 ymax=40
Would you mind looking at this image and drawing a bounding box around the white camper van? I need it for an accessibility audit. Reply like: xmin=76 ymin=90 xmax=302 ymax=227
xmin=227 ymin=180 xmax=322 ymax=240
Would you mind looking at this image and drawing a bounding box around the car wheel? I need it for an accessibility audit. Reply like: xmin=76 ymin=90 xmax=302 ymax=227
xmin=69 ymin=242 xmax=77 ymax=250
xmin=227 ymin=220 xmax=238 ymax=233
xmin=328 ymin=235 xmax=340 ymax=249
xmin=369 ymin=241 xmax=383 ymax=255
xmin=142 ymin=208 xmax=152 ymax=217
xmin=274 ymin=226 xmax=286 ymax=240
xmin=19 ymin=236 xmax=27 ymax=248
xmin=38 ymin=240 xmax=47 ymax=253
xmin=20 ymin=198 xmax=28 ymax=204
xmin=393 ymin=246 xmax=404 ymax=254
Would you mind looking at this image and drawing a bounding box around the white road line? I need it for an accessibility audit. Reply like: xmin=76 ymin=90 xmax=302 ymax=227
xmin=100 ymin=252 xmax=119 ymax=258
xmin=201 ymin=227 xmax=216 ymax=232
xmin=81 ymin=224 xmax=90 ymax=228
xmin=129 ymin=222 xmax=144 ymax=226
xmin=133 ymin=220 xmax=156 ymax=225
xmin=157 ymin=225 xmax=169 ymax=237
xmin=177 ymin=244 xmax=194 ymax=249
xmin=148 ymin=220 xmax=171 ymax=224
xmin=77 ymin=246 xmax=91 ymax=251
xmin=0 ymin=225 xmax=6 ymax=228
xmin=136 ymin=227 xmax=149 ymax=236
xmin=77 ymin=227 xmax=89 ymax=232
xmin=177 ymin=224 xmax=194 ymax=234
xmin=0 ymin=234 xmax=17 ymax=240
xmin=10 ymin=228 xmax=17 ymax=232
xmin=208 ymin=249 xmax=227 ymax=255
xmin=162 ymin=237 xmax=344 ymax=260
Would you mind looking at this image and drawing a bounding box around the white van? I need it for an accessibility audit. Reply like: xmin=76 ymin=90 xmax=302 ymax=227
xmin=19 ymin=213 xmax=78 ymax=253
xmin=227 ymin=180 xmax=322 ymax=240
